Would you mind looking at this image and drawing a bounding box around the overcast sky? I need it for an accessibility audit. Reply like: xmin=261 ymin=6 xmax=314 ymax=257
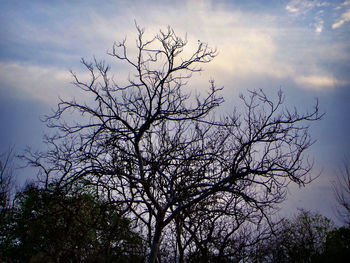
xmin=1 ymin=0 xmax=350 ymax=224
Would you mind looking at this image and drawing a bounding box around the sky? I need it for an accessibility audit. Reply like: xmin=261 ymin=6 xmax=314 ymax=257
xmin=1 ymin=0 xmax=350 ymax=225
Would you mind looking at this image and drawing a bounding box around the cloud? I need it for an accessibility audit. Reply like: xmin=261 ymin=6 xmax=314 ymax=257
xmin=1 ymin=0 xmax=347 ymax=102
xmin=314 ymin=15 xmax=324 ymax=33
xmin=334 ymin=0 xmax=350 ymax=10
xmin=294 ymin=74 xmax=346 ymax=90
xmin=286 ymin=4 xmax=299 ymax=13
xmin=343 ymin=0 xmax=350 ymax=6
xmin=4 ymin=2 xmax=294 ymax=99
xmin=285 ymin=0 xmax=330 ymax=33
xmin=286 ymin=0 xmax=328 ymax=15
xmin=208 ymin=36 xmax=294 ymax=82
xmin=332 ymin=8 xmax=350 ymax=28
xmin=0 ymin=62 xmax=81 ymax=104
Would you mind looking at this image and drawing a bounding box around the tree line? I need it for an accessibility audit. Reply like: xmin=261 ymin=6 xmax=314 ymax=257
xmin=1 ymin=25 xmax=349 ymax=262
xmin=1 ymin=174 xmax=349 ymax=262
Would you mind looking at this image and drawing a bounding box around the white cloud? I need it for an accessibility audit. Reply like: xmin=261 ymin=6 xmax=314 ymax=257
xmin=286 ymin=1 xmax=300 ymax=13
xmin=286 ymin=0 xmax=329 ymax=15
xmin=314 ymin=16 xmax=324 ymax=33
xmin=207 ymin=32 xmax=293 ymax=80
xmin=315 ymin=22 xmax=324 ymax=32
xmin=295 ymin=75 xmax=340 ymax=90
xmin=332 ymin=8 xmax=350 ymax=28
xmin=334 ymin=1 xmax=349 ymax=10
xmin=285 ymin=0 xmax=329 ymax=33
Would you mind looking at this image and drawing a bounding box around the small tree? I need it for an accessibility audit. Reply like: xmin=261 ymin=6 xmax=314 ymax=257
xmin=253 ymin=210 xmax=334 ymax=263
xmin=24 ymin=25 xmax=321 ymax=263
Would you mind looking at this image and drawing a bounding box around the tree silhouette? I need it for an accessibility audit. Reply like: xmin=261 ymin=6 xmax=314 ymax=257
xmin=24 ymin=25 xmax=322 ymax=263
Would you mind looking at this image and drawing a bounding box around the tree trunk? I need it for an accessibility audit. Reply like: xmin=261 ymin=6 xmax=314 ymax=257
xmin=147 ymin=216 xmax=164 ymax=263
xmin=175 ymin=215 xmax=184 ymax=263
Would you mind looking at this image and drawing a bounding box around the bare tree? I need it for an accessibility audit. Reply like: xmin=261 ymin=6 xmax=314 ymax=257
xmin=333 ymin=163 xmax=350 ymax=226
xmin=24 ymin=25 xmax=322 ymax=263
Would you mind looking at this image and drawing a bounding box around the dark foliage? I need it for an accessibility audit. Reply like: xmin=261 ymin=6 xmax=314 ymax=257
xmin=253 ymin=210 xmax=334 ymax=263
xmin=0 ymin=183 xmax=145 ymax=263
xmin=313 ymin=226 xmax=350 ymax=262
